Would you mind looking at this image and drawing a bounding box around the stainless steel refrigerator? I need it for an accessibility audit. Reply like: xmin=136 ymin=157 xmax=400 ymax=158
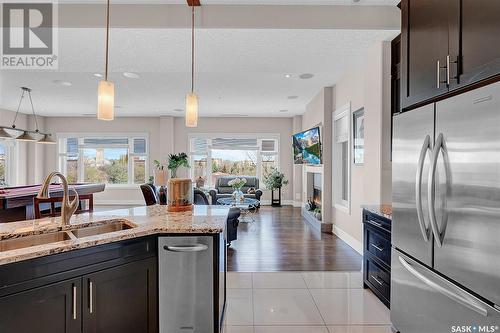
xmin=392 ymin=81 xmax=500 ymax=332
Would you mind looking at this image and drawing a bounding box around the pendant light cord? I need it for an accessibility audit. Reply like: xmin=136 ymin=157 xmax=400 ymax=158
xmin=27 ymin=90 xmax=40 ymax=132
xmin=105 ymin=0 xmax=110 ymax=81
xmin=11 ymin=88 xmax=26 ymax=129
xmin=191 ymin=4 xmax=195 ymax=93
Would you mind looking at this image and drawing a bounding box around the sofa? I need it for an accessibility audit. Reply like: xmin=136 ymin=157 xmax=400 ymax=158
xmin=209 ymin=176 xmax=263 ymax=205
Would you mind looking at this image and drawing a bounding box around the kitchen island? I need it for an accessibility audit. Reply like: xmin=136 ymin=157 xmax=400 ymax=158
xmin=0 ymin=205 xmax=229 ymax=333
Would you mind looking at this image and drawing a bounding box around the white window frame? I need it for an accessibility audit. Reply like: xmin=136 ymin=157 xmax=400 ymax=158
xmin=57 ymin=132 xmax=149 ymax=188
xmin=0 ymin=139 xmax=17 ymax=186
xmin=188 ymin=133 xmax=280 ymax=188
xmin=332 ymin=102 xmax=352 ymax=213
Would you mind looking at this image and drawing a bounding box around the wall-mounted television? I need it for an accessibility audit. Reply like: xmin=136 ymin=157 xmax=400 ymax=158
xmin=292 ymin=126 xmax=322 ymax=165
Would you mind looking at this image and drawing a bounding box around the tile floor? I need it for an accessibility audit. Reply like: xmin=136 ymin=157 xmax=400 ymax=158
xmin=224 ymin=272 xmax=392 ymax=333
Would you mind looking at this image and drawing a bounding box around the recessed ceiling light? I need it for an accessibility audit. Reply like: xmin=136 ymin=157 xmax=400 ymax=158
xmin=287 ymin=95 xmax=299 ymax=100
xmin=174 ymin=108 xmax=184 ymax=112
xmin=93 ymin=73 xmax=103 ymax=78
xmin=284 ymin=74 xmax=292 ymax=78
xmin=53 ymin=80 xmax=72 ymax=87
xmin=279 ymin=110 xmax=288 ymax=113
xmin=299 ymin=73 xmax=314 ymax=80
xmin=115 ymin=105 xmax=122 ymax=109
xmin=123 ymin=72 xmax=140 ymax=79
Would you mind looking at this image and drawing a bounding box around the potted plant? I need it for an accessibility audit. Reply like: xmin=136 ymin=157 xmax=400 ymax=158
xmin=264 ymin=168 xmax=289 ymax=207
xmin=166 ymin=153 xmax=193 ymax=212
xmin=228 ymin=177 xmax=247 ymax=203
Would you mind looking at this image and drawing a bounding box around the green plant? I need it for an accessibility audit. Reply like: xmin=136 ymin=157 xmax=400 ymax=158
xmin=153 ymin=160 xmax=164 ymax=170
xmin=263 ymin=168 xmax=289 ymax=190
xmin=168 ymin=153 xmax=190 ymax=178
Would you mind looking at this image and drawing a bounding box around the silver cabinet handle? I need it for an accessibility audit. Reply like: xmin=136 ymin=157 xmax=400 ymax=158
xmin=446 ymin=55 xmax=451 ymax=85
xmin=437 ymin=60 xmax=441 ymax=89
xmin=427 ymin=133 xmax=447 ymax=247
xmin=72 ymin=284 xmax=77 ymax=320
xmin=399 ymin=256 xmax=488 ymax=317
xmin=371 ymin=244 xmax=384 ymax=252
xmin=371 ymin=275 xmax=384 ymax=286
xmin=164 ymin=244 xmax=209 ymax=252
xmin=89 ymin=280 xmax=94 ymax=314
xmin=366 ymin=220 xmax=383 ymax=228
xmin=415 ymin=135 xmax=431 ymax=242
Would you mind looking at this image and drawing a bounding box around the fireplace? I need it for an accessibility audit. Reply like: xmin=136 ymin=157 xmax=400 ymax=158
xmin=313 ymin=173 xmax=322 ymax=209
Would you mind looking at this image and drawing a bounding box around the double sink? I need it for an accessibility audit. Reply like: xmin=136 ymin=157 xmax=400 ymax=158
xmin=0 ymin=220 xmax=136 ymax=252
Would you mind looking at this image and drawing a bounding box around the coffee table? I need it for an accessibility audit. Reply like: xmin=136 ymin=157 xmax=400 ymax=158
xmin=217 ymin=197 xmax=260 ymax=222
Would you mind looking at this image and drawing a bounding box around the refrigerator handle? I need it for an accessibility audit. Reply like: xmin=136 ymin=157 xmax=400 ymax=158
xmin=415 ymin=135 xmax=432 ymax=242
xmin=398 ymin=256 xmax=488 ymax=317
xmin=428 ymin=133 xmax=447 ymax=247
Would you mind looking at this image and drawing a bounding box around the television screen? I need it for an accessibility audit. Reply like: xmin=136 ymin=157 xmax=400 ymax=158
xmin=292 ymin=127 xmax=322 ymax=165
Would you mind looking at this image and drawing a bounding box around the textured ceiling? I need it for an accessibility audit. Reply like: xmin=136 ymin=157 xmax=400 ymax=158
xmin=0 ymin=28 xmax=398 ymax=118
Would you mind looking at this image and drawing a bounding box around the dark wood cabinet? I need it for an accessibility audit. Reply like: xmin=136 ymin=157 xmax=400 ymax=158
xmin=401 ymin=0 xmax=500 ymax=110
xmin=83 ymin=258 xmax=157 ymax=333
xmin=0 ymin=278 xmax=82 ymax=333
xmin=0 ymin=237 xmax=158 ymax=333
xmin=401 ymin=0 xmax=453 ymax=109
xmin=450 ymin=0 xmax=500 ymax=89
xmin=363 ymin=209 xmax=391 ymax=308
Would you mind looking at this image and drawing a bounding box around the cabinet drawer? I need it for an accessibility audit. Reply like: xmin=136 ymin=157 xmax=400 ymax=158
xmin=365 ymin=258 xmax=390 ymax=301
xmin=365 ymin=225 xmax=391 ymax=266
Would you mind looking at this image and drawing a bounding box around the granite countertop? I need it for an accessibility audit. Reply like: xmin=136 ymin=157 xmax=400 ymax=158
xmin=362 ymin=204 xmax=392 ymax=220
xmin=0 ymin=205 xmax=229 ymax=266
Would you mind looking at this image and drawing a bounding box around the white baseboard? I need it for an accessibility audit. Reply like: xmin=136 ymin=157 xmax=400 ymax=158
xmin=292 ymin=201 xmax=302 ymax=208
xmin=332 ymin=225 xmax=363 ymax=255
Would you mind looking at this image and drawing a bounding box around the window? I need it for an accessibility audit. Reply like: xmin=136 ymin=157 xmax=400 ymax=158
xmin=58 ymin=135 xmax=148 ymax=186
xmin=188 ymin=134 xmax=279 ymax=187
xmin=0 ymin=139 xmax=15 ymax=186
xmin=333 ymin=103 xmax=351 ymax=212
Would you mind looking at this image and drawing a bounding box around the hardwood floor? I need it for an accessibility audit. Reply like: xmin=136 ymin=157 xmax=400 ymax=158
xmin=228 ymin=206 xmax=362 ymax=272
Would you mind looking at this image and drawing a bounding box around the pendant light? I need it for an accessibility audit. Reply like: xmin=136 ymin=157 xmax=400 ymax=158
xmin=185 ymin=4 xmax=198 ymax=127
xmin=97 ymin=0 xmax=114 ymax=121
xmin=3 ymin=87 xmax=55 ymax=143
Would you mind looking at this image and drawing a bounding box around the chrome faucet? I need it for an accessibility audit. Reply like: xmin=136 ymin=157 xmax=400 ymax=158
xmin=37 ymin=172 xmax=79 ymax=225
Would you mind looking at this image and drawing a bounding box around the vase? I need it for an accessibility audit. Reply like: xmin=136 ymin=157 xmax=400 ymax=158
xmin=167 ymin=178 xmax=193 ymax=212
xmin=232 ymin=189 xmax=244 ymax=203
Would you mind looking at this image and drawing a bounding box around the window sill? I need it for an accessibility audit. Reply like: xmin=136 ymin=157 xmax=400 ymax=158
xmin=103 ymin=184 xmax=142 ymax=190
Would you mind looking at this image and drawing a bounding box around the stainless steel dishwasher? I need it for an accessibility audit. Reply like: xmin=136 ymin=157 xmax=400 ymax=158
xmin=159 ymin=236 xmax=216 ymax=333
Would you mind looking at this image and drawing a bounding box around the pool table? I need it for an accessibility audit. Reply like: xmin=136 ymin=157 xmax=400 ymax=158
xmin=0 ymin=183 xmax=106 ymax=223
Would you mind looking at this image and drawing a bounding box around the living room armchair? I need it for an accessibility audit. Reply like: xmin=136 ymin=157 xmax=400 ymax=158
xmin=209 ymin=176 xmax=263 ymax=205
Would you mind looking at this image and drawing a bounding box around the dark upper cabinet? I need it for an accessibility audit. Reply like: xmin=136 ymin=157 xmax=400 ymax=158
xmin=0 ymin=278 xmax=82 ymax=333
xmin=83 ymin=258 xmax=157 ymax=333
xmin=401 ymin=0 xmax=500 ymax=110
xmin=401 ymin=0 xmax=453 ymax=109
xmin=449 ymin=0 xmax=500 ymax=89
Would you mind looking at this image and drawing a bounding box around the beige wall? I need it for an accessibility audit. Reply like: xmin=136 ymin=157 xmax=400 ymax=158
xmin=0 ymin=108 xmax=46 ymax=186
xmin=172 ymin=116 xmax=295 ymax=202
xmin=301 ymin=87 xmax=334 ymax=225
xmin=330 ymin=41 xmax=392 ymax=249
xmin=44 ymin=116 xmax=168 ymax=204
xmin=42 ymin=115 xmax=294 ymax=204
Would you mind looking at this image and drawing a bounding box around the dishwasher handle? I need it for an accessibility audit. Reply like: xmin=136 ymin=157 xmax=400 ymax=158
xmin=163 ymin=244 xmax=209 ymax=252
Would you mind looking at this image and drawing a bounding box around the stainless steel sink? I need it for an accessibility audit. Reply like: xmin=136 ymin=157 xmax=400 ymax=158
xmin=0 ymin=231 xmax=72 ymax=252
xmin=71 ymin=220 xmax=135 ymax=239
